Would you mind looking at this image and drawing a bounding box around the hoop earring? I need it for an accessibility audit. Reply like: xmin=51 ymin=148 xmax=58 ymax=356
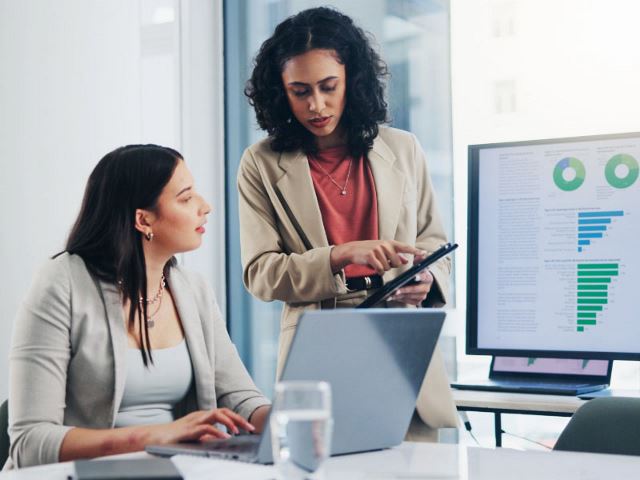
xmin=145 ymin=231 xmax=154 ymax=242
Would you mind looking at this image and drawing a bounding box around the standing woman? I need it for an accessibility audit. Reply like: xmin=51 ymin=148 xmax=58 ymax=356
xmin=238 ymin=7 xmax=458 ymax=436
xmin=6 ymin=145 xmax=269 ymax=469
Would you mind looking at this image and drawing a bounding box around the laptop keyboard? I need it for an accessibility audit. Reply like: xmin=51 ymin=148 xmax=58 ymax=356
xmin=203 ymin=434 xmax=260 ymax=453
xmin=497 ymin=380 xmax=591 ymax=389
xmin=451 ymin=380 xmax=607 ymax=395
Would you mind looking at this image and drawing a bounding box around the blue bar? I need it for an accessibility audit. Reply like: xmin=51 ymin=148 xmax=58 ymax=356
xmin=578 ymin=211 xmax=624 ymax=218
xmin=578 ymin=247 xmax=583 ymax=252
xmin=578 ymin=233 xmax=603 ymax=239
xmin=579 ymin=218 xmax=611 ymax=225
xmin=578 ymin=240 xmax=590 ymax=246
xmin=578 ymin=226 xmax=607 ymax=232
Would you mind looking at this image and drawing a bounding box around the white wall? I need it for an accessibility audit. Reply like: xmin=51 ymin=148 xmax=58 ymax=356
xmin=451 ymin=0 xmax=640 ymax=380
xmin=0 ymin=0 xmax=225 ymax=401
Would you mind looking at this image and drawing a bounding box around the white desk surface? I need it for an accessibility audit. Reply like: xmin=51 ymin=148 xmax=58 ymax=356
xmin=3 ymin=442 xmax=640 ymax=479
xmin=452 ymin=388 xmax=587 ymax=414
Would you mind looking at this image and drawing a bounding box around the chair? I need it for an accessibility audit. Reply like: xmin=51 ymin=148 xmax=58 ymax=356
xmin=0 ymin=400 xmax=8 ymax=467
xmin=554 ymin=397 xmax=640 ymax=456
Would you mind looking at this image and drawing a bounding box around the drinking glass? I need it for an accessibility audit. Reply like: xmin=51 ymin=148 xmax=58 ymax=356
xmin=270 ymin=381 xmax=333 ymax=480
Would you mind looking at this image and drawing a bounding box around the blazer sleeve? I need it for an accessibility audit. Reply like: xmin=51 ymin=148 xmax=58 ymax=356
xmin=237 ymin=148 xmax=347 ymax=304
xmin=8 ymin=258 xmax=75 ymax=468
xmin=412 ymin=134 xmax=451 ymax=307
xmin=201 ymin=280 xmax=270 ymax=418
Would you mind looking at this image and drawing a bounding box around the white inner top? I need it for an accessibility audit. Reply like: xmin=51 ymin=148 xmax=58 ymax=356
xmin=115 ymin=339 xmax=193 ymax=427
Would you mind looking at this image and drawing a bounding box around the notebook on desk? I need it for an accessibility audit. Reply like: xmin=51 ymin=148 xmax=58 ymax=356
xmin=452 ymin=356 xmax=611 ymax=396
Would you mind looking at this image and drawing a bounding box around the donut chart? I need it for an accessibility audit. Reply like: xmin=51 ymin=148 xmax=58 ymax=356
xmin=605 ymin=153 xmax=638 ymax=189
xmin=553 ymin=157 xmax=585 ymax=191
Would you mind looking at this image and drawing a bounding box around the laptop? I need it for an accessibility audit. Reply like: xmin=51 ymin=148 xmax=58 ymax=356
xmin=147 ymin=309 xmax=445 ymax=463
xmin=451 ymin=356 xmax=611 ymax=396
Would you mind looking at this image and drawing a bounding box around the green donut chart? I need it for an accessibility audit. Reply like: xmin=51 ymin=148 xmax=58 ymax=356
xmin=553 ymin=157 xmax=585 ymax=191
xmin=605 ymin=153 xmax=639 ymax=189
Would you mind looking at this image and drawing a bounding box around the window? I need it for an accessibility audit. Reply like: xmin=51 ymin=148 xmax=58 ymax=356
xmin=452 ymin=0 xmax=640 ymax=445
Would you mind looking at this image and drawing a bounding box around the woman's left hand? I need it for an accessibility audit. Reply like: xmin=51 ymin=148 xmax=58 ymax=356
xmin=389 ymin=254 xmax=434 ymax=306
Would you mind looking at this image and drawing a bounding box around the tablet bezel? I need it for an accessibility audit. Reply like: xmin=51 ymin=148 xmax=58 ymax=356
xmin=356 ymin=242 xmax=458 ymax=308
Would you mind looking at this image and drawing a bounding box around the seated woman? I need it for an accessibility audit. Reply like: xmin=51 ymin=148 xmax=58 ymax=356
xmin=6 ymin=145 xmax=270 ymax=469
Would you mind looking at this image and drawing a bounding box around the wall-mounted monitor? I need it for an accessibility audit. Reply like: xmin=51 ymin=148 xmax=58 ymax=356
xmin=467 ymin=132 xmax=640 ymax=360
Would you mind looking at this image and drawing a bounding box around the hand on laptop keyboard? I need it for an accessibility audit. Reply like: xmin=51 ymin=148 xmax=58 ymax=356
xmin=145 ymin=408 xmax=256 ymax=445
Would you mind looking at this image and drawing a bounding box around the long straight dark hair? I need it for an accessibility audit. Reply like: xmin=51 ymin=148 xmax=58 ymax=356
xmin=63 ymin=144 xmax=181 ymax=365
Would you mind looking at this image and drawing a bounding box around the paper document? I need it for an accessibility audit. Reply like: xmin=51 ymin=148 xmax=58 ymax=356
xmin=171 ymin=455 xmax=275 ymax=480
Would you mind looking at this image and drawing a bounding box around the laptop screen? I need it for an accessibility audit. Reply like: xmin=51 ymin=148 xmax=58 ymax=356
xmin=492 ymin=356 xmax=610 ymax=378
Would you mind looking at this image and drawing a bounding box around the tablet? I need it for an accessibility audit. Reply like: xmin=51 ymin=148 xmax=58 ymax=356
xmin=356 ymin=242 xmax=458 ymax=308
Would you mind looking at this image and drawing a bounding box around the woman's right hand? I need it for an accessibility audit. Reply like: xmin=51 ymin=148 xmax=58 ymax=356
xmin=330 ymin=240 xmax=426 ymax=275
xmin=60 ymin=408 xmax=257 ymax=462
xmin=145 ymin=408 xmax=256 ymax=445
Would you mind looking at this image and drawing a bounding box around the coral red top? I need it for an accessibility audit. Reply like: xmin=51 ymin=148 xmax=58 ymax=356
xmin=308 ymin=145 xmax=379 ymax=278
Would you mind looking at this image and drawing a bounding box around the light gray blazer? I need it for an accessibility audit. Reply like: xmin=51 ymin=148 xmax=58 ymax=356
xmin=6 ymin=253 xmax=269 ymax=469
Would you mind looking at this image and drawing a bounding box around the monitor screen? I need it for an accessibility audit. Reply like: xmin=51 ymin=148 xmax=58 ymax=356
xmin=467 ymin=132 xmax=640 ymax=360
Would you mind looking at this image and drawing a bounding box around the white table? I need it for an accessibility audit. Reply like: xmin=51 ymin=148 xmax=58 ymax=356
xmin=2 ymin=442 xmax=640 ymax=479
xmin=452 ymin=389 xmax=586 ymax=446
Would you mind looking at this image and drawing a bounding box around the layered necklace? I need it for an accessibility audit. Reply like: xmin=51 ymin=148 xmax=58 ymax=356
xmin=309 ymin=155 xmax=354 ymax=196
xmin=138 ymin=274 xmax=166 ymax=328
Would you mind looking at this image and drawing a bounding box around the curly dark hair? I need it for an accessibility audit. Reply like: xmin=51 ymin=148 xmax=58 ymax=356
xmin=245 ymin=7 xmax=389 ymax=158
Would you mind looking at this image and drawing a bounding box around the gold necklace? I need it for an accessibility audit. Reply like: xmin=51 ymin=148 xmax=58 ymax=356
xmin=310 ymin=156 xmax=353 ymax=196
xmin=138 ymin=275 xmax=166 ymax=328
xmin=139 ymin=274 xmax=165 ymax=305
xmin=142 ymin=295 xmax=163 ymax=329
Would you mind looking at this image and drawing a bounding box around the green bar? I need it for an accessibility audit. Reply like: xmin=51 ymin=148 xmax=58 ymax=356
xmin=578 ymin=277 xmax=611 ymax=283
xmin=577 ymin=312 xmax=597 ymax=319
xmin=578 ymin=270 xmax=618 ymax=276
xmin=578 ymin=263 xmax=618 ymax=269
xmin=577 ymin=319 xmax=597 ymax=325
xmin=577 ymin=326 xmax=584 ymax=332
xmin=578 ymin=305 xmax=603 ymax=311
xmin=577 ymin=284 xmax=608 ymax=290
xmin=577 ymin=298 xmax=608 ymax=304
xmin=577 ymin=291 xmax=608 ymax=297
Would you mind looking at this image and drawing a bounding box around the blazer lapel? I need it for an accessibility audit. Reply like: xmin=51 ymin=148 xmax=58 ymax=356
xmin=273 ymin=139 xmax=406 ymax=249
xmin=98 ymin=279 xmax=127 ymax=423
xmin=368 ymin=135 xmax=406 ymax=241
xmin=169 ymin=270 xmax=215 ymax=409
xmin=275 ymin=149 xmax=329 ymax=249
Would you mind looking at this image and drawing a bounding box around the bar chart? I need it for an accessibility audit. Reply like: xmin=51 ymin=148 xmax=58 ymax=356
xmin=577 ymin=210 xmax=624 ymax=252
xmin=576 ymin=263 xmax=618 ymax=332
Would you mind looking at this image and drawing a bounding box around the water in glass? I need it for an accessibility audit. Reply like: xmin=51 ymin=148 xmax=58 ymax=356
xmin=270 ymin=382 xmax=332 ymax=479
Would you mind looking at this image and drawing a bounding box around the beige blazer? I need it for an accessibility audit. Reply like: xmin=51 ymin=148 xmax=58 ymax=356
xmin=237 ymin=126 xmax=458 ymax=430
xmin=6 ymin=253 xmax=269 ymax=469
